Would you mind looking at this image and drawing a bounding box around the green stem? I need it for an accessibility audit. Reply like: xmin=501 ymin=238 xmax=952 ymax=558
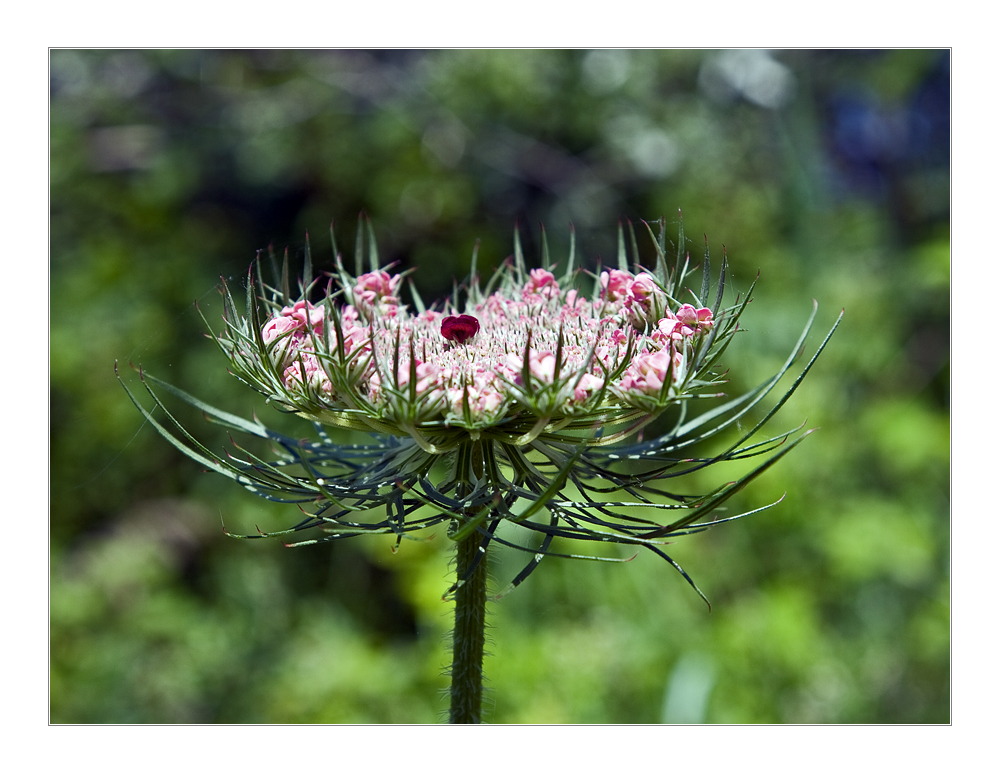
xmin=450 ymin=533 xmax=488 ymax=724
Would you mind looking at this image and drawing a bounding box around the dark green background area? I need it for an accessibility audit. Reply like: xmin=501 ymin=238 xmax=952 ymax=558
xmin=50 ymin=49 xmax=949 ymax=724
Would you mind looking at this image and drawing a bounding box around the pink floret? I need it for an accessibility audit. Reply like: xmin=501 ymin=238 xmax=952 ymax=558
xmin=625 ymin=274 xmax=659 ymax=311
xmin=621 ymin=348 xmax=681 ymax=396
xmin=262 ymin=314 xmax=302 ymax=345
xmin=600 ymin=269 xmax=632 ymax=302
xmin=523 ymin=268 xmax=560 ymax=299
xmin=675 ymin=304 xmax=714 ymax=335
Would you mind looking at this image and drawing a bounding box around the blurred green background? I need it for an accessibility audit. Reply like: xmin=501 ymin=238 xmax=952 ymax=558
xmin=50 ymin=49 xmax=949 ymax=724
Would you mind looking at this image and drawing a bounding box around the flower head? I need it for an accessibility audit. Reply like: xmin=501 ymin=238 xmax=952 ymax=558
xmin=236 ymin=238 xmax=726 ymax=446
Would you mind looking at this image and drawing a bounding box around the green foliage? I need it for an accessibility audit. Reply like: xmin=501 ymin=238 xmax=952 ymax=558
xmin=51 ymin=49 xmax=949 ymax=723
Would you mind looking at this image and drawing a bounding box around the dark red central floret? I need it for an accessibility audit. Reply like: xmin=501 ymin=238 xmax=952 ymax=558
xmin=441 ymin=314 xmax=480 ymax=344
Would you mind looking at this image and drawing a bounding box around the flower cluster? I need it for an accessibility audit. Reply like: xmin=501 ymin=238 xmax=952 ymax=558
xmin=257 ymin=262 xmax=716 ymax=436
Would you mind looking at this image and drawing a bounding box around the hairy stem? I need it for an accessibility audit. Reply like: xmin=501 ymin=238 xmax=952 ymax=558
xmin=450 ymin=533 xmax=488 ymax=724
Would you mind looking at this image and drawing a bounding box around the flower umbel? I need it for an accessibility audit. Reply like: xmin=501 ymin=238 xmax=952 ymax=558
xmin=120 ymin=216 xmax=841 ymax=606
